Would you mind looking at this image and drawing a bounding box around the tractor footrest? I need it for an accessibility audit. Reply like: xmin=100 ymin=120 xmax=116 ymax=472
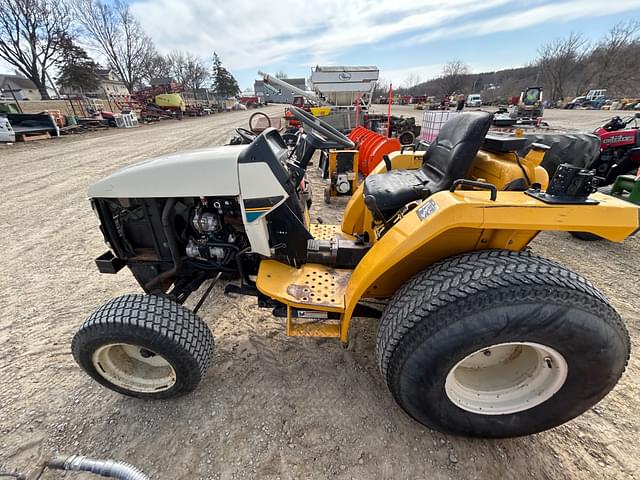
xmin=287 ymin=314 xmax=341 ymax=338
xmin=287 ymin=307 xmax=341 ymax=337
xmin=309 ymin=223 xmax=355 ymax=241
xmin=257 ymin=260 xmax=349 ymax=311
xmin=256 ymin=260 xmax=350 ymax=338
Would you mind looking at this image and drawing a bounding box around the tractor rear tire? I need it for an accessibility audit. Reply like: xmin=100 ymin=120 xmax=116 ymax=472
xmin=324 ymin=186 xmax=332 ymax=204
xmin=376 ymin=249 xmax=629 ymax=438
xmin=570 ymin=231 xmax=602 ymax=241
xmin=72 ymin=294 xmax=214 ymax=399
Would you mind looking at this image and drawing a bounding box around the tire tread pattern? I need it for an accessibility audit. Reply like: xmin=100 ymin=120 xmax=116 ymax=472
xmin=73 ymin=294 xmax=213 ymax=379
xmin=376 ymin=249 xmax=630 ymax=383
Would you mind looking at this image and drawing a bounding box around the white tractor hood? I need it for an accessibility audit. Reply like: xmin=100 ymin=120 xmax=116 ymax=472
xmin=88 ymin=145 xmax=247 ymax=198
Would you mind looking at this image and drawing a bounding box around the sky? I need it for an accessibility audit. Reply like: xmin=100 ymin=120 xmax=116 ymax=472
xmin=3 ymin=0 xmax=640 ymax=91
xmin=127 ymin=0 xmax=640 ymax=90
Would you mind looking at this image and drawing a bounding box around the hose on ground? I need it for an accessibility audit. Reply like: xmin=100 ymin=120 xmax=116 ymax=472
xmin=47 ymin=455 xmax=149 ymax=480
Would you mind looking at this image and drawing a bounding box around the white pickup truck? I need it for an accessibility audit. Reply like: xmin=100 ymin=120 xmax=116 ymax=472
xmin=0 ymin=116 xmax=15 ymax=143
xmin=467 ymin=94 xmax=482 ymax=107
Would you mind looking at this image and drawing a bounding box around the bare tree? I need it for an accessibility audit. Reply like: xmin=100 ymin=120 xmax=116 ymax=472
xmin=403 ymin=72 xmax=422 ymax=94
xmin=0 ymin=0 xmax=72 ymax=99
xmin=140 ymin=52 xmax=172 ymax=84
xmin=182 ymin=55 xmax=208 ymax=91
xmin=536 ymin=33 xmax=588 ymax=102
xmin=166 ymin=51 xmax=208 ymax=91
xmin=166 ymin=50 xmax=186 ymax=84
xmin=73 ymin=0 xmax=155 ymax=93
xmin=437 ymin=60 xmax=470 ymax=96
xmin=275 ymin=70 xmax=288 ymax=79
xmin=373 ymin=77 xmax=390 ymax=102
xmin=585 ymin=21 xmax=640 ymax=96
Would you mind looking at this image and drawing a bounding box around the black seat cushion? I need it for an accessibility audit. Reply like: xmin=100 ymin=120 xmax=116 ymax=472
xmin=364 ymin=112 xmax=493 ymax=217
xmin=363 ymin=169 xmax=430 ymax=212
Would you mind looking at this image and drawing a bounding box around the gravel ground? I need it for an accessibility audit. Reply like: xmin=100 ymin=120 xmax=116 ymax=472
xmin=1 ymin=106 xmax=639 ymax=479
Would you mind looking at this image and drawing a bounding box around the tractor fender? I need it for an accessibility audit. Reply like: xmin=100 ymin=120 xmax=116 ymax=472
xmin=339 ymin=190 xmax=639 ymax=342
xmin=342 ymin=150 xmax=424 ymax=235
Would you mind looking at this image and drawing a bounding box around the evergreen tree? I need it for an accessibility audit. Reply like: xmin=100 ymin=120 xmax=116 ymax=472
xmin=56 ymin=37 xmax=101 ymax=93
xmin=211 ymin=52 xmax=239 ymax=98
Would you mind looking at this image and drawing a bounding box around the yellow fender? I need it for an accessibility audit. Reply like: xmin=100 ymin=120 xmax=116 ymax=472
xmin=339 ymin=189 xmax=639 ymax=341
xmin=342 ymin=150 xmax=423 ymax=236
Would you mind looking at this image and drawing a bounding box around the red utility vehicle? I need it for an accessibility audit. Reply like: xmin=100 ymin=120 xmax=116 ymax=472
xmin=592 ymin=113 xmax=640 ymax=184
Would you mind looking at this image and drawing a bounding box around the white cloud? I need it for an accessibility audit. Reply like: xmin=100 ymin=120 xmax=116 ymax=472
xmin=127 ymin=0 xmax=640 ymax=86
xmin=0 ymin=58 xmax=14 ymax=74
xmin=407 ymin=0 xmax=640 ymax=45
xmin=129 ymin=0 xmax=511 ymax=71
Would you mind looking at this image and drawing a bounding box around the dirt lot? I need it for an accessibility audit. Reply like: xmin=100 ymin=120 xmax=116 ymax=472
xmin=1 ymin=106 xmax=639 ymax=479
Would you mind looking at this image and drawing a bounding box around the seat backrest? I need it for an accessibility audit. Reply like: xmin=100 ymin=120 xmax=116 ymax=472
xmin=421 ymin=111 xmax=493 ymax=193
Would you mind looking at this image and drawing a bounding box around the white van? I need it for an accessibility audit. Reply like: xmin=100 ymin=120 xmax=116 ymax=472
xmin=467 ymin=94 xmax=482 ymax=107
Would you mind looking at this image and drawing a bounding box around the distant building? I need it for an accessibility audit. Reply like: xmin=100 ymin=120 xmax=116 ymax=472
xmin=58 ymin=67 xmax=130 ymax=98
xmin=254 ymin=77 xmax=307 ymax=104
xmin=95 ymin=68 xmax=130 ymax=96
xmin=0 ymin=74 xmax=43 ymax=100
xmin=149 ymin=77 xmax=181 ymax=91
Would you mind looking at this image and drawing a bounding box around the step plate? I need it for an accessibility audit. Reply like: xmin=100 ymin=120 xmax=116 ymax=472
xmin=309 ymin=223 xmax=355 ymax=241
xmin=287 ymin=320 xmax=341 ymax=338
xmin=257 ymin=260 xmax=350 ymax=312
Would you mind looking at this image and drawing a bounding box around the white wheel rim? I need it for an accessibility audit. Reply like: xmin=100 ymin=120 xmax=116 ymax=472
xmin=444 ymin=342 xmax=568 ymax=415
xmin=92 ymin=343 xmax=176 ymax=393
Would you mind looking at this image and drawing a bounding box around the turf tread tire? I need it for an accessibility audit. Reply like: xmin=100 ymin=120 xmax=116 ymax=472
xmin=72 ymin=294 xmax=214 ymax=399
xmin=375 ymin=249 xmax=630 ymax=437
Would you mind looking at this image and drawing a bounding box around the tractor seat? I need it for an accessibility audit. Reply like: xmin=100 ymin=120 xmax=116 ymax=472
xmin=363 ymin=111 xmax=493 ymax=218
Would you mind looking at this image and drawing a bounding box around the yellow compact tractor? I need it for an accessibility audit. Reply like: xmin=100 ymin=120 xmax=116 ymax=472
xmin=75 ymin=107 xmax=637 ymax=438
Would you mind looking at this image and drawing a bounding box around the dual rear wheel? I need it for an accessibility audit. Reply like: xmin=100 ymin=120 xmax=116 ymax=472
xmin=72 ymin=250 xmax=629 ymax=438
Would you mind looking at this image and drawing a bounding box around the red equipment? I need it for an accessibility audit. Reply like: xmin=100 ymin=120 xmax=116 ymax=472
xmin=592 ymin=114 xmax=640 ymax=184
xmin=284 ymin=96 xmax=313 ymax=128
xmin=348 ymin=126 xmax=401 ymax=175
xmin=239 ymin=96 xmax=259 ymax=108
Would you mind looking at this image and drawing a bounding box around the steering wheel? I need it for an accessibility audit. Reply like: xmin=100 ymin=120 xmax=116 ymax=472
xmin=235 ymin=127 xmax=257 ymax=143
xmin=603 ymin=116 xmax=626 ymax=131
xmin=288 ymin=106 xmax=355 ymax=149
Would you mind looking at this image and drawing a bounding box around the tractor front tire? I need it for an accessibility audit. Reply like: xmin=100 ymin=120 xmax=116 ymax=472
xmin=376 ymin=250 xmax=629 ymax=438
xmin=72 ymin=294 xmax=214 ymax=399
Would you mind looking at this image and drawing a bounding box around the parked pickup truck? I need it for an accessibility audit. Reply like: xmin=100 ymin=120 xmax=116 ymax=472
xmin=467 ymin=94 xmax=482 ymax=107
xmin=0 ymin=115 xmax=15 ymax=142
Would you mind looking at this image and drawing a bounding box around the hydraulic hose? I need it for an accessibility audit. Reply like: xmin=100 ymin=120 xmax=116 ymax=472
xmin=47 ymin=455 xmax=149 ymax=480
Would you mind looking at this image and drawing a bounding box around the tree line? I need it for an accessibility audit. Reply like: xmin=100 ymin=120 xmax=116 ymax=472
xmin=0 ymin=0 xmax=240 ymax=99
xmin=381 ymin=20 xmax=640 ymax=103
